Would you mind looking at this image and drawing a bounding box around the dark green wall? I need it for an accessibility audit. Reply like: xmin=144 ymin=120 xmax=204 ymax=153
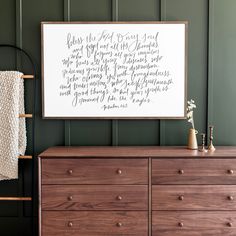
xmin=0 ymin=0 xmax=235 ymax=235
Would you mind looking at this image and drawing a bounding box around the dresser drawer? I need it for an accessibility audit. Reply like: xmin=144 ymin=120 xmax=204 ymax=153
xmin=42 ymin=159 xmax=148 ymax=185
xmin=42 ymin=185 xmax=148 ymax=211
xmin=152 ymin=211 xmax=236 ymax=236
xmin=42 ymin=211 xmax=148 ymax=236
xmin=152 ymin=159 xmax=236 ymax=184
xmin=152 ymin=185 xmax=236 ymax=210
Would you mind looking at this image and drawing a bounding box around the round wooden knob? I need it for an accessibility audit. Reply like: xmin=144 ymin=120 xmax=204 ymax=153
xmin=227 ymin=222 xmax=233 ymax=227
xmin=228 ymin=196 xmax=234 ymax=201
xmin=178 ymin=169 xmax=184 ymax=175
xmin=116 ymin=196 xmax=122 ymax=201
xmin=68 ymin=222 xmax=73 ymax=227
xmin=228 ymin=169 xmax=234 ymax=174
xmin=116 ymin=169 xmax=122 ymax=175
xmin=67 ymin=169 xmax=73 ymax=175
xmin=178 ymin=222 xmax=184 ymax=227
xmin=178 ymin=195 xmax=184 ymax=201
xmin=116 ymin=222 xmax=122 ymax=227
xmin=68 ymin=195 xmax=73 ymax=201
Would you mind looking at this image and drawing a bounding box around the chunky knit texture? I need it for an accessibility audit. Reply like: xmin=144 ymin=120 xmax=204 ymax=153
xmin=0 ymin=71 xmax=26 ymax=180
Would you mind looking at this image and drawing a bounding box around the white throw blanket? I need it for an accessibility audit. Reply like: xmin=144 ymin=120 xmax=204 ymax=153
xmin=0 ymin=71 xmax=26 ymax=180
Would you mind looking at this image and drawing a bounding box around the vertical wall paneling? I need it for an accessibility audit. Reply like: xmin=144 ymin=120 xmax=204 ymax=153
xmin=208 ymin=0 xmax=236 ymax=145
xmin=22 ymin=1 xmax=64 ymax=234
xmin=64 ymin=0 xmax=71 ymax=146
xmin=16 ymin=1 xmax=34 ymax=235
xmin=118 ymin=0 xmax=160 ymax=146
xmin=64 ymin=121 xmax=71 ymax=146
xmin=15 ymin=0 xmax=24 ymax=223
xmin=69 ymin=0 xmax=112 ymax=146
xmin=112 ymin=0 xmax=119 ymax=146
xmin=207 ymin=0 xmax=214 ymax=139
xmin=16 ymin=0 xmax=23 ymax=48
xmin=112 ymin=0 xmax=119 ymax=21
xmin=118 ymin=0 xmax=159 ymax=21
xmin=208 ymin=0 xmax=214 ymax=139
xmin=159 ymin=0 xmax=166 ymax=146
xmin=18 ymin=0 xmax=34 ymax=220
xmin=70 ymin=0 xmax=111 ymax=21
xmin=64 ymin=0 xmax=71 ymax=21
xmin=206 ymin=0 xmax=214 ymax=138
xmin=160 ymin=0 xmax=166 ymax=20
xmin=1 ymin=0 xmax=236 ymax=234
xmin=23 ymin=0 xmax=65 ymax=155
xmin=158 ymin=0 xmax=208 ymax=145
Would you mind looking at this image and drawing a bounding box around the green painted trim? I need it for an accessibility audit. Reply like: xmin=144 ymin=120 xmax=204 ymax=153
xmin=112 ymin=0 xmax=119 ymax=146
xmin=16 ymin=0 xmax=22 ymax=67
xmin=64 ymin=0 xmax=70 ymax=21
xmin=64 ymin=121 xmax=71 ymax=146
xmin=159 ymin=0 xmax=166 ymax=146
xmin=208 ymin=0 xmax=214 ymax=128
xmin=112 ymin=120 xmax=119 ymax=146
xmin=160 ymin=0 xmax=166 ymax=21
xmin=112 ymin=0 xmax=118 ymax=21
xmin=16 ymin=0 xmax=22 ymax=48
xmin=159 ymin=121 xmax=165 ymax=146
xmin=16 ymin=0 xmax=24 ymax=218
xmin=64 ymin=0 xmax=71 ymax=146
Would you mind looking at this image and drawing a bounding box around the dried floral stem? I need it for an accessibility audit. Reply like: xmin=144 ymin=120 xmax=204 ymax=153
xmin=187 ymin=99 xmax=196 ymax=130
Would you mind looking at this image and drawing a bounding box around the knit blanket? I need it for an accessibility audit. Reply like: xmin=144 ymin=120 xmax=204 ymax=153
xmin=0 ymin=71 xmax=26 ymax=180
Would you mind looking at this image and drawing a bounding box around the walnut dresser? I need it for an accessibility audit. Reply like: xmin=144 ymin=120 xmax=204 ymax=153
xmin=38 ymin=146 xmax=236 ymax=236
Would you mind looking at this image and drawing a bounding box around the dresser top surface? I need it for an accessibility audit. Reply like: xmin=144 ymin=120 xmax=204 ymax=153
xmin=38 ymin=146 xmax=236 ymax=158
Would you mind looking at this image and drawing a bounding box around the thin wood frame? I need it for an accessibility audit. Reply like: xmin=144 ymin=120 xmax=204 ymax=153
xmin=41 ymin=21 xmax=188 ymax=119
xmin=0 ymin=197 xmax=32 ymax=201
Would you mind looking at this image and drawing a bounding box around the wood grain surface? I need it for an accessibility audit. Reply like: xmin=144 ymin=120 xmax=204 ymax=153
xmin=42 ymin=158 xmax=148 ymax=185
xmin=42 ymin=185 xmax=148 ymax=211
xmin=152 ymin=159 xmax=236 ymax=184
xmin=152 ymin=185 xmax=236 ymax=210
xmin=39 ymin=146 xmax=236 ymax=158
xmin=42 ymin=211 xmax=148 ymax=236
xmin=152 ymin=211 xmax=236 ymax=236
xmin=39 ymin=146 xmax=236 ymax=236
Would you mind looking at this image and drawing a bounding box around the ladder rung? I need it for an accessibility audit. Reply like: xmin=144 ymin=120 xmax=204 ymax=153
xmin=19 ymin=114 xmax=33 ymax=118
xmin=21 ymin=75 xmax=34 ymax=79
xmin=18 ymin=155 xmax=32 ymax=159
xmin=0 ymin=197 xmax=32 ymax=201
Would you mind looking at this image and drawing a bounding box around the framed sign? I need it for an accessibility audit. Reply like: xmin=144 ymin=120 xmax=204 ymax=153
xmin=41 ymin=22 xmax=187 ymax=119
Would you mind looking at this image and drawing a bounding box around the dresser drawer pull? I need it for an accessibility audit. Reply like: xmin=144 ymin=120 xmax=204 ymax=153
xmin=178 ymin=222 xmax=184 ymax=227
xmin=116 ymin=195 xmax=122 ymax=201
xmin=116 ymin=169 xmax=122 ymax=175
xmin=178 ymin=169 xmax=184 ymax=175
xmin=67 ymin=169 xmax=73 ymax=175
xmin=178 ymin=195 xmax=184 ymax=201
xmin=227 ymin=222 xmax=233 ymax=227
xmin=68 ymin=195 xmax=73 ymax=201
xmin=228 ymin=169 xmax=234 ymax=174
xmin=228 ymin=195 xmax=234 ymax=201
xmin=68 ymin=222 xmax=73 ymax=227
xmin=116 ymin=222 xmax=122 ymax=227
